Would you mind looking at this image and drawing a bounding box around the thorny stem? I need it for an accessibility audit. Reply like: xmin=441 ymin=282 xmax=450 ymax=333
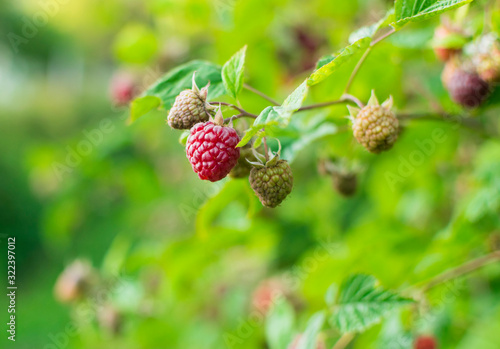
xmin=243 ymin=84 xmax=281 ymax=106
xmin=210 ymin=102 xmax=259 ymax=119
xmin=344 ymin=28 xmax=396 ymax=94
xmin=419 ymin=251 xmax=500 ymax=293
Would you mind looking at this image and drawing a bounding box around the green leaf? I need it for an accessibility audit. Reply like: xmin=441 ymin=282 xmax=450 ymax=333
xmin=274 ymin=80 xmax=309 ymax=121
xmin=236 ymin=107 xmax=278 ymax=147
xmin=315 ymin=55 xmax=335 ymax=69
xmin=179 ymin=130 xmax=190 ymax=146
xmin=348 ymin=9 xmax=395 ymax=44
xmin=325 ymin=283 xmax=338 ymax=307
xmin=330 ymin=274 xmax=414 ymax=334
xmin=222 ymin=45 xmax=247 ymax=99
xmin=265 ymin=298 xmax=295 ymax=349
xmin=129 ymin=96 xmax=162 ymax=123
xmin=392 ymin=0 xmax=474 ymax=30
xmin=296 ymin=312 xmax=325 ymax=349
xmin=237 ymin=81 xmax=308 ymax=148
xmin=307 ymin=37 xmax=371 ymax=86
xmin=144 ymin=60 xmax=226 ymax=109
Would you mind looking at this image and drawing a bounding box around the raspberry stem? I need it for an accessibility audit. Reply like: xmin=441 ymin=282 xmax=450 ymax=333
xmin=344 ymin=28 xmax=396 ymax=94
xmin=210 ymin=102 xmax=259 ymax=119
xmin=243 ymin=84 xmax=281 ymax=106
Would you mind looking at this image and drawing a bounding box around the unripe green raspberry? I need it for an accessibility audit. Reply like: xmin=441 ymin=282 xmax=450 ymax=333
xmin=167 ymin=74 xmax=214 ymax=130
xmin=349 ymin=91 xmax=399 ymax=154
xmin=230 ymin=147 xmax=257 ymax=179
xmin=249 ymin=157 xmax=293 ymax=208
xmin=333 ymin=172 xmax=357 ymax=197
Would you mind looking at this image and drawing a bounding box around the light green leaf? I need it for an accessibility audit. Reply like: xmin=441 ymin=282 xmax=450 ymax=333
xmin=307 ymin=37 xmax=371 ymax=86
xmin=129 ymin=96 xmax=162 ymax=123
xmin=265 ymin=298 xmax=295 ymax=349
xmin=330 ymin=274 xmax=414 ymax=334
xmin=222 ymin=45 xmax=247 ymax=99
xmin=144 ymin=60 xmax=226 ymax=109
xmin=237 ymin=80 xmax=309 ymax=148
xmin=392 ymin=0 xmax=474 ymax=30
xmin=179 ymin=130 xmax=190 ymax=146
xmin=236 ymin=107 xmax=279 ymax=147
xmin=296 ymin=312 xmax=325 ymax=349
xmin=325 ymin=283 xmax=338 ymax=307
xmin=274 ymin=80 xmax=309 ymax=121
xmin=348 ymin=9 xmax=395 ymax=44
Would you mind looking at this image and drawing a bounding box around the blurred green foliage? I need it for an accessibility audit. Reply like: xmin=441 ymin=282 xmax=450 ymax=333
xmin=0 ymin=0 xmax=500 ymax=348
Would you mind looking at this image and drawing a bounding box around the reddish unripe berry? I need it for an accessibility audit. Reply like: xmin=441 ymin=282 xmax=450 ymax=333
xmin=110 ymin=73 xmax=136 ymax=106
xmin=433 ymin=25 xmax=461 ymax=62
xmin=251 ymin=279 xmax=286 ymax=315
xmin=414 ymin=335 xmax=437 ymax=349
xmin=446 ymin=69 xmax=490 ymax=108
xmin=186 ymin=122 xmax=240 ymax=182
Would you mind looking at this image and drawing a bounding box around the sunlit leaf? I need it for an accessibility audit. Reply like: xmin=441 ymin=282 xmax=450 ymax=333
xmin=129 ymin=96 xmax=161 ymax=123
xmin=308 ymin=38 xmax=371 ymax=86
xmin=222 ymin=45 xmax=247 ymax=99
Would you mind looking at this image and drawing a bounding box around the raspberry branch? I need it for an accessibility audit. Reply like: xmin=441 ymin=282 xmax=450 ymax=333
xmin=344 ymin=28 xmax=396 ymax=94
xmin=418 ymin=250 xmax=500 ymax=292
xmin=209 ymin=102 xmax=259 ymax=120
xmin=297 ymin=93 xmax=365 ymax=112
xmin=243 ymin=84 xmax=281 ymax=106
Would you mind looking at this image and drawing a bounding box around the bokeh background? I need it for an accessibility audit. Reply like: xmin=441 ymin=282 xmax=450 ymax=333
xmin=1 ymin=0 xmax=500 ymax=348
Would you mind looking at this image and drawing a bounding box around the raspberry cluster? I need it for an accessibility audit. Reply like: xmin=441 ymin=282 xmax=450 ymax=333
xmin=435 ymin=23 xmax=498 ymax=109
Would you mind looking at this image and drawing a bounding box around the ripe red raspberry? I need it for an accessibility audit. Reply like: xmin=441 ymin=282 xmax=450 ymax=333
xmin=186 ymin=120 xmax=240 ymax=182
xmin=446 ymin=68 xmax=490 ymax=108
xmin=414 ymin=335 xmax=437 ymax=349
xmin=349 ymin=91 xmax=399 ymax=154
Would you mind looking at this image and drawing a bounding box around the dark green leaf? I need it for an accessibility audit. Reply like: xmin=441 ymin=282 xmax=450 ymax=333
xmin=144 ymin=60 xmax=226 ymax=109
xmin=392 ymin=0 xmax=473 ymax=30
xmin=222 ymin=45 xmax=247 ymax=99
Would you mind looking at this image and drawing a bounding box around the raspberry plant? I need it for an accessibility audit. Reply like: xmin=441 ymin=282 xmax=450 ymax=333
xmin=120 ymin=0 xmax=500 ymax=347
